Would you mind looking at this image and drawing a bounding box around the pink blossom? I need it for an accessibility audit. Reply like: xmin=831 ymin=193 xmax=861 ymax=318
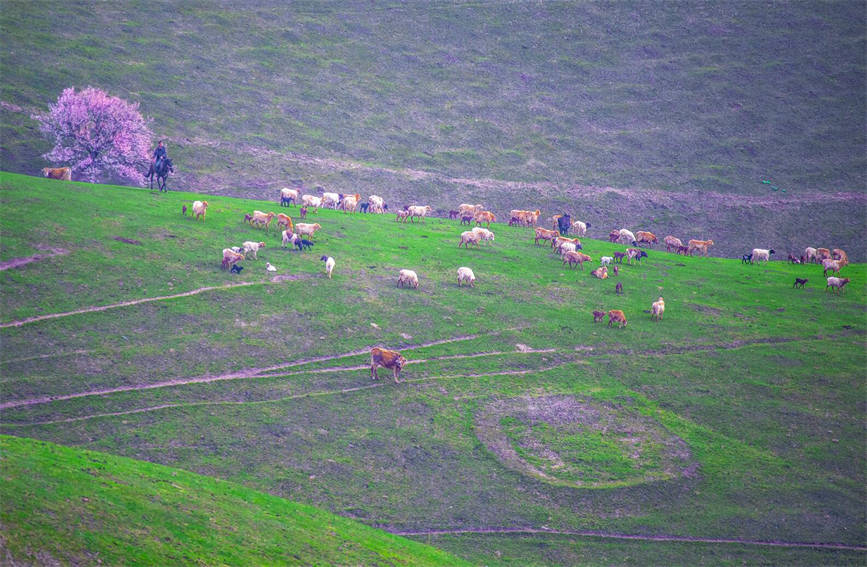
xmin=32 ymin=87 xmax=154 ymax=184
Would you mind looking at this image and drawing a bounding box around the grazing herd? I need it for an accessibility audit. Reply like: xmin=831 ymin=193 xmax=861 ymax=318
xmin=174 ymin=186 xmax=856 ymax=385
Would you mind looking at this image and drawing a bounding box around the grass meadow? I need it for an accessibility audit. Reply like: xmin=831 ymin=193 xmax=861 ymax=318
xmin=1 ymin=172 xmax=865 ymax=564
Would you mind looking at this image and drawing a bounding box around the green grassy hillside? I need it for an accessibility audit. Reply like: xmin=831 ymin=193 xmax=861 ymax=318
xmin=0 ymin=435 xmax=470 ymax=566
xmin=1 ymin=173 xmax=865 ymax=564
xmin=1 ymin=2 xmax=865 ymax=258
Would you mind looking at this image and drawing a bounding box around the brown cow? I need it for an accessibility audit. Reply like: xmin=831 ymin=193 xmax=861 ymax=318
xmin=41 ymin=167 xmax=72 ymax=181
xmin=370 ymin=347 xmax=407 ymax=383
xmin=608 ymin=309 xmax=627 ymax=328
xmin=635 ymin=231 xmax=658 ymax=247
xmin=474 ymin=210 xmax=496 ymax=227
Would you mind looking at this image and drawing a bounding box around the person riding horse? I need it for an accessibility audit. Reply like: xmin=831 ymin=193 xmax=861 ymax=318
xmin=152 ymin=140 xmax=167 ymax=172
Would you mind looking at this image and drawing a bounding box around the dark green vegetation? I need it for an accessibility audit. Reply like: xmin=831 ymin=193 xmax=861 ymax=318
xmin=0 ymin=435 xmax=470 ymax=566
xmin=1 ymin=1 xmax=865 ymax=258
xmin=1 ymin=173 xmax=865 ymax=564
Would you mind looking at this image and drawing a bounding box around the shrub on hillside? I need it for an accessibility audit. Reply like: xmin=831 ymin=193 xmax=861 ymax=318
xmin=32 ymin=87 xmax=153 ymax=184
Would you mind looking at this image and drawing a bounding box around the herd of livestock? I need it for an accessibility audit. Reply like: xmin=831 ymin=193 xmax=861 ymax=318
xmin=182 ymin=187 xmax=852 ymax=383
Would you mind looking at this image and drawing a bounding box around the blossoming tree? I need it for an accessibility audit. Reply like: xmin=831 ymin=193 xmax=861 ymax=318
xmin=32 ymin=87 xmax=154 ymax=184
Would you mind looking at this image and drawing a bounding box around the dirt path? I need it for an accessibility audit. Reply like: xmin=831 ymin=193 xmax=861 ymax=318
xmin=0 ymin=330 xmax=521 ymax=411
xmin=1 ymin=331 xmax=852 ymax=413
xmin=0 ymin=247 xmax=68 ymax=271
xmin=394 ymin=527 xmax=867 ymax=552
xmin=0 ymin=275 xmax=312 ymax=329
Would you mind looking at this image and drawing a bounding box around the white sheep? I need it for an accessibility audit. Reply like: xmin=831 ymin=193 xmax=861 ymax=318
xmin=826 ymin=277 xmax=851 ymax=294
xmin=471 ymin=226 xmax=495 ymax=245
xmin=618 ymin=228 xmax=637 ymax=246
xmin=750 ymin=248 xmax=775 ymax=263
xmin=651 ymin=297 xmax=665 ymax=321
xmin=457 ymin=267 xmax=476 ymax=287
xmin=192 ymin=200 xmax=209 ymax=221
xmin=397 ymin=269 xmax=419 ymax=289
xmin=242 ymin=241 xmax=266 ymax=259
xmin=600 ymin=256 xmax=613 ymax=266
xmin=571 ymin=220 xmax=590 ymax=236
xmin=321 ymin=255 xmax=335 ymax=279
xmin=265 ymin=262 xmax=277 ymax=272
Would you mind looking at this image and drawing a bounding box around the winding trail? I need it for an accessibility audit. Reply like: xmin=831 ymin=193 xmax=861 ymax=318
xmin=0 ymin=275 xmax=312 ymax=329
xmin=1 ymin=330 xmax=856 ymax=420
xmin=394 ymin=527 xmax=867 ymax=552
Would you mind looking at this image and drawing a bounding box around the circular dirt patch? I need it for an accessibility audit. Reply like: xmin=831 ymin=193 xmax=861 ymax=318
xmin=475 ymin=395 xmax=696 ymax=488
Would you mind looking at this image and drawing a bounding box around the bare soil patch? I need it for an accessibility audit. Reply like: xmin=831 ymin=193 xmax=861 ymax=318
xmin=0 ymin=247 xmax=68 ymax=271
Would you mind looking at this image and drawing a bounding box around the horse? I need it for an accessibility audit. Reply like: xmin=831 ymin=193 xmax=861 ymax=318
xmin=145 ymin=157 xmax=173 ymax=192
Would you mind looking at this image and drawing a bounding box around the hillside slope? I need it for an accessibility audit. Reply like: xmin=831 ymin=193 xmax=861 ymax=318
xmin=1 ymin=1 xmax=865 ymax=258
xmin=0 ymin=435 xmax=470 ymax=566
xmin=1 ymin=173 xmax=864 ymax=564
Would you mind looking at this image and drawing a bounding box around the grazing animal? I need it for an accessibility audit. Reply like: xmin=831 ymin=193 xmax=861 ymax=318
xmin=276 ymin=213 xmax=293 ymax=232
xmin=459 ymin=230 xmax=481 ymax=248
xmin=282 ymin=230 xmax=298 ymax=248
xmin=804 ymin=247 xmax=818 ymax=263
xmin=533 ymin=227 xmax=559 ymax=246
xmin=182 ymin=205 xmax=187 ymax=216
xmin=816 ymin=248 xmax=832 ymax=262
xmin=687 ymin=239 xmax=714 ymax=256
xmin=615 ymin=282 xmax=623 ymax=295
xmin=192 ymin=200 xmax=209 ymax=221
xmin=295 ymin=222 xmax=322 ymax=239
xmin=301 ymin=194 xmax=322 ymax=208
xmin=230 ymin=264 xmax=243 ymax=274
xmin=618 ymin=229 xmax=638 ymax=246
xmin=265 ymin=262 xmax=277 ymax=272
xmin=664 ymin=235 xmax=683 ymax=252
xmin=651 ymin=297 xmax=665 ymax=321
xmin=676 ymin=245 xmax=690 ymax=255
xmin=750 ymin=248 xmax=775 ymax=263
xmin=407 ymin=205 xmax=433 ymax=223
xmin=460 ymin=213 xmax=474 ymax=225
xmin=41 ymin=166 xmax=72 ymax=181
xmin=787 ymin=253 xmax=801 ymax=264
xmin=396 ymin=210 xmax=411 ymax=223
xmin=370 ymin=347 xmax=407 ymax=383
xmin=612 ymin=265 xmax=619 ymax=277
xmin=471 ymin=227 xmax=495 ymax=245
xmin=251 ymin=210 xmax=276 ymax=230
xmin=591 ymin=266 xmax=609 ymax=279
xmin=613 ymin=251 xmax=626 ymax=263
xmin=554 ymin=240 xmax=577 ymax=256
xmin=635 ymin=231 xmax=658 ymax=247
xmin=832 ymin=248 xmax=849 ymax=266
xmin=458 ymin=203 xmax=484 ymax=217
xmin=741 ymin=253 xmax=753 ymax=264
xmin=508 ymin=216 xmax=521 ymax=226
xmin=299 ymin=206 xmax=308 ymax=219
xmin=397 ymin=269 xmax=419 ymax=288
xmin=221 ymin=248 xmax=245 ymax=270
xmin=280 ymin=187 xmax=299 ymax=206
xmin=340 ymin=193 xmax=361 ymax=213
xmin=457 ymin=266 xmax=476 ymax=287
xmin=592 ymin=310 xmax=605 ymax=323
xmin=556 ymin=213 xmax=572 ymax=235
xmin=368 ymin=194 xmax=387 ymax=214
xmin=321 ymin=192 xmax=341 ymax=209
xmin=571 ymin=220 xmax=590 ymax=236
xmin=242 ymin=241 xmax=266 ymax=259
xmin=562 ymin=251 xmax=591 ymax=269
xmin=360 ymin=203 xmax=370 ymax=213
xmin=243 ymin=213 xmax=253 ymax=224
xmin=294 ymin=238 xmax=314 ymax=251
xmin=449 ymin=210 xmax=459 ymax=220
xmin=474 ymin=210 xmax=496 ymax=227
xmin=510 ymin=209 xmax=541 ymax=227
xmin=822 ymin=258 xmax=842 ymax=276
xmin=608 ymin=230 xmax=621 ymax=243
xmin=825 ymin=277 xmax=850 ymax=294
xmin=321 ymin=255 xmax=335 ymax=278
xmin=600 ymin=256 xmax=613 ymax=266
xmin=607 ymin=309 xmax=627 ymax=328
xmin=793 ymin=277 xmax=808 ymax=288
xmin=626 ymin=248 xmax=648 ymax=264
